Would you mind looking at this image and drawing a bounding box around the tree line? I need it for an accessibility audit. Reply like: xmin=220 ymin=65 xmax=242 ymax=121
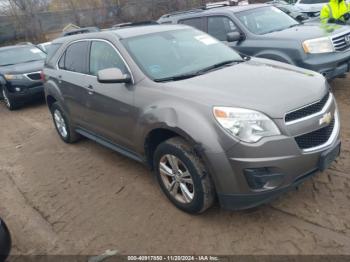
xmin=0 ymin=0 xmax=219 ymax=43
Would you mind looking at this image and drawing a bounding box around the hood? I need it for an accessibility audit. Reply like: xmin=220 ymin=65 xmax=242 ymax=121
xmin=261 ymin=23 xmax=349 ymax=41
xmin=162 ymin=58 xmax=328 ymax=119
xmin=0 ymin=60 xmax=45 ymax=75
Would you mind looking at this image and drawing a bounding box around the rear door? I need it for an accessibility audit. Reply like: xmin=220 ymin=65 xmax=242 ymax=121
xmin=57 ymin=41 xmax=92 ymax=128
xmin=84 ymin=40 xmax=135 ymax=149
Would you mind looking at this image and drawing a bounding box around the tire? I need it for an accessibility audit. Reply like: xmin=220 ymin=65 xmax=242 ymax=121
xmin=0 ymin=219 xmax=11 ymax=262
xmin=154 ymin=137 xmax=215 ymax=214
xmin=50 ymin=102 xmax=80 ymax=143
xmin=2 ymin=88 xmax=18 ymax=111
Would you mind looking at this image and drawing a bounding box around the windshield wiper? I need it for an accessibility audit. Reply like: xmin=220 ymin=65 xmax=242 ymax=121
xmin=0 ymin=63 xmax=16 ymax=66
xmin=22 ymin=59 xmax=43 ymax=63
xmin=154 ymin=72 xmax=200 ymax=82
xmin=154 ymin=60 xmax=243 ymax=83
xmin=288 ymin=24 xmax=300 ymax=28
xmin=263 ymin=24 xmax=300 ymax=34
xmin=195 ymin=60 xmax=243 ymax=75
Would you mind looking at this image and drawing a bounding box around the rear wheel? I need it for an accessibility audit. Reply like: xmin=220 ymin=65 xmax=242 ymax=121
xmin=50 ymin=102 xmax=80 ymax=143
xmin=154 ymin=137 xmax=215 ymax=214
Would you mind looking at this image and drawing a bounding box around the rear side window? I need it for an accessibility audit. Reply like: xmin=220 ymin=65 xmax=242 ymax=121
xmin=46 ymin=43 xmax=61 ymax=63
xmin=89 ymin=41 xmax=127 ymax=76
xmin=208 ymin=16 xmax=238 ymax=41
xmin=179 ymin=17 xmax=205 ymax=31
xmin=58 ymin=52 xmax=65 ymax=69
xmin=61 ymin=41 xmax=90 ymax=74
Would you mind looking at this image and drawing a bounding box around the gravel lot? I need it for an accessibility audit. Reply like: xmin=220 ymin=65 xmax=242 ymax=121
xmin=0 ymin=77 xmax=349 ymax=256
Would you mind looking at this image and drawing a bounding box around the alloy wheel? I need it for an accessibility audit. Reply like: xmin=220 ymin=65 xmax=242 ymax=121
xmin=159 ymin=154 xmax=195 ymax=204
xmin=2 ymin=89 xmax=11 ymax=108
xmin=54 ymin=109 xmax=68 ymax=138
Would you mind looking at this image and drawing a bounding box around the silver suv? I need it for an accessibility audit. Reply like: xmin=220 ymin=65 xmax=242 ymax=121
xmin=43 ymin=25 xmax=341 ymax=214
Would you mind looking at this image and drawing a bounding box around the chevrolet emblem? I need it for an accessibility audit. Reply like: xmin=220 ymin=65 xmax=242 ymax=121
xmin=319 ymin=112 xmax=332 ymax=126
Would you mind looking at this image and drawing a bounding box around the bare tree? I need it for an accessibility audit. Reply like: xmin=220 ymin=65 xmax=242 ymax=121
xmin=5 ymin=0 xmax=49 ymax=42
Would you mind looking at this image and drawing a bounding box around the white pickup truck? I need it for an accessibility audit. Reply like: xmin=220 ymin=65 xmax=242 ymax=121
xmin=294 ymin=0 xmax=350 ymax=17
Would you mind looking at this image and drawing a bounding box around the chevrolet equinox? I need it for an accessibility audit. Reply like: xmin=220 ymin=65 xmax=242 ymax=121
xmin=43 ymin=25 xmax=341 ymax=214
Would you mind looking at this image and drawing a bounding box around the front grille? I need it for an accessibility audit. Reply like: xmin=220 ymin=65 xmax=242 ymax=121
xmin=295 ymin=119 xmax=335 ymax=150
xmin=26 ymin=73 xmax=41 ymax=81
xmin=332 ymin=32 xmax=350 ymax=51
xmin=285 ymin=92 xmax=330 ymax=123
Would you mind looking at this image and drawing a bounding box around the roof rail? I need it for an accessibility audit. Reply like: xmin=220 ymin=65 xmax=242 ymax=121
xmin=160 ymin=1 xmax=238 ymax=18
xmin=16 ymin=42 xmax=33 ymax=46
xmin=205 ymin=0 xmax=237 ymax=9
xmin=113 ymin=21 xmax=159 ymax=28
xmin=160 ymin=8 xmax=205 ymax=19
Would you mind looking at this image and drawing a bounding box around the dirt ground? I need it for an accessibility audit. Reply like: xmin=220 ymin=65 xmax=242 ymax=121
xmin=0 ymin=77 xmax=349 ymax=256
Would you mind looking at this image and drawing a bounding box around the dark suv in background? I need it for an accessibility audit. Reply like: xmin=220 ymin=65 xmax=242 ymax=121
xmin=0 ymin=44 xmax=46 ymax=110
xmin=158 ymin=3 xmax=350 ymax=79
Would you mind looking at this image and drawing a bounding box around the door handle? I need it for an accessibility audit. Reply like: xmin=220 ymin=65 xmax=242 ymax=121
xmin=87 ymin=85 xmax=94 ymax=95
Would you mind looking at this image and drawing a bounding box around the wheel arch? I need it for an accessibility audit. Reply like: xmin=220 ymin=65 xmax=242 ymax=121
xmin=255 ymin=50 xmax=295 ymax=65
xmin=44 ymin=79 xmax=69 ymax=114
xmin=46 ymin=95 xmax=57 ymax=110
xmin=144 ymin=126 xmax=202 ymax=170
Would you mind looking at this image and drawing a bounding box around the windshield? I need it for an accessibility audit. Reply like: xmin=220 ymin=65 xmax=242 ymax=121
xmin=236 ymin=6 xmax=299 ymax=35
xmin=121 ymin=28 xmax=242 ymax=81
xmin=0 ymin=46 xmax=46 ymax=66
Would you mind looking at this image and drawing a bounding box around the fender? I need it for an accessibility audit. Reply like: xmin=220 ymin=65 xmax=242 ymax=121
xmin=134 ymin=102 xmax=241 ymax=194
xmin=44 ymin=77 xmax=69 ymax=114
xmin=255 ymin=50 xmax=295 ymax=65
xmin=0 ymin=76 xmax=6 ymax=86
xmin=134 ymin=100 xmax=239 ymax=156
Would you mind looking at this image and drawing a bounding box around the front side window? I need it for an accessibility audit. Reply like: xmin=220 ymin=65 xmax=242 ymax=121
xmin=63 ymin=41 xmax=89 ymax=73
xmin=121 ymin=28 xmax=242 ymax=81
xmin=236 ymin=6 xmax=299 ymax=35
xmin=0 ymin=46 xmax=46 ymax=67
xmin=89 ymin=41 xmax=127 ymax=76
xmin=208 ymin=16 xmax=239 ymax=41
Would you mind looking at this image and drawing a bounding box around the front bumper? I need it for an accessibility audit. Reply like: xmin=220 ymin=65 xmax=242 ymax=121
xmin=7 ymin=85 xmax=44 ymax=103
xmin=218 ymin=140 xmax=341 ymax=210
xmin=300 ymin=50 xmax=350 ymax=79
xmin=204 ymin=95 xmax=341 ymax=210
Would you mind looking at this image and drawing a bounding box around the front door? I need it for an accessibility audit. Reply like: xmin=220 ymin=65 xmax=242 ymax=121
xmin=84 ymin=40 xmax=136 ymax=149
xmin=207 ymin=16 xmax=249 ymax=56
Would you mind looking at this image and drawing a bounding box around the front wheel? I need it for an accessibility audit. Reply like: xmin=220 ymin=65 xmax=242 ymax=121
xmin=154 ymin=137 xmax=215 ymax=214
xmin=2 ymin=88 xmax=18 ymax=110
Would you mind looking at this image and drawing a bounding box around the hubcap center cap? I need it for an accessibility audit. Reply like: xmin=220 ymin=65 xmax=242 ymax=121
xmin=174 ymin=172 xmax=181 ymax=182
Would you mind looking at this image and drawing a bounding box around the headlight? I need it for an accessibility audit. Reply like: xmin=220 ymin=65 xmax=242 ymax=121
xmin=4 ymin=74 xmax=24 ymax=80
xmin=302 ymin=37 xmax=334 ymax=54
xmin=213 ymin=107 xmax=281 ymax=143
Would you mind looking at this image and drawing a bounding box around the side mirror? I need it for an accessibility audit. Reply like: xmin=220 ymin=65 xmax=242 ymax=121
xmin=227 ymin=32 xmax=243 ymax=42
xmin=97 ymin=68 xmax=131 ymax=84
xmin=295 ymin=14 xmax=307 ymax=22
